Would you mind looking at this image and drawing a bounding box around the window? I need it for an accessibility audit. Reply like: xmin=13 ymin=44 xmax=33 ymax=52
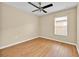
xmin=54 ymin=16 xmax=67 ymax=36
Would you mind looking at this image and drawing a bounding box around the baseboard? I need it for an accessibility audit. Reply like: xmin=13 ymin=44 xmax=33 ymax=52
xmin=40 ymin=36 xmax=79 ymax=54
xmin=0 ymin=36 xmax=38 ymax=49
xmin=0 ymin=36 xmax=77 ymax=50
xmin=40 ymin=36 xmax=76 ymax=46
xmin=76 ymin=45 xmax=79 ymax=55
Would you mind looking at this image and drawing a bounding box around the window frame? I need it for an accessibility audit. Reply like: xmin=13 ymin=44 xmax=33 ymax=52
xmin=54 ymin=16 xmax=68 ymax=36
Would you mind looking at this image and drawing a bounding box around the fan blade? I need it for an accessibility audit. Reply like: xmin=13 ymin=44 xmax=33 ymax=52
xmin=32 ymin=9 xmax=39 ymax=12
xmin=42 ymin=4 xmax=53 ymax=9
xmin=28 ymin=2 xmax=39 ymax=8
xmin=42 ymin=10 xmax=47 ymax=13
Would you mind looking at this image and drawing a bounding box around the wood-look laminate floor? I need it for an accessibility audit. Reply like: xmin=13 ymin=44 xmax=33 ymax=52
xmin=0 ymin=37 xmax=79 ymax=57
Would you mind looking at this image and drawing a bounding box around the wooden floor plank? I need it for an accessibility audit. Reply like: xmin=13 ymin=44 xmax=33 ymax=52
xmin=0 ymin=37 xmax=78 ymax=57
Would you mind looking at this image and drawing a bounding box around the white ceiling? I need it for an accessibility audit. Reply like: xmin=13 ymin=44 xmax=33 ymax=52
xmin=4 ymin=2 xmax=78 ymax=16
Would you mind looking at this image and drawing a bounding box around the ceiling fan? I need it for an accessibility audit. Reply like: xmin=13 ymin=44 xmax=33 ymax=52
xmin=28 ymin=2 xmax=53 ymax=13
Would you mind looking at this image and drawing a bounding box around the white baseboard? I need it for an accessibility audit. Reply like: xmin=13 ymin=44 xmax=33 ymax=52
xmin=0 ymin=36 xmax=77 ymax=50
xmin=40 ymin=36 xmax=79 ymax=55
xmin=76 ymin=45 xmax=79 ymax=55
xmin=0 ymin=36 xmax=38 ymax=49
xmin=40 ymin=36 xmax=76 ymax=46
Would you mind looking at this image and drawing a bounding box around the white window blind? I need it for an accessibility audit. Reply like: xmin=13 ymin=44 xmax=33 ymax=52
xmin=54 ymin=16 xmax=67 ymax=36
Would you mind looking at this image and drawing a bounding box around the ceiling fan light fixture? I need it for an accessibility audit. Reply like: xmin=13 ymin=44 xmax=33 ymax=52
xmin=28 ymin=2 xmax=53 ymax=13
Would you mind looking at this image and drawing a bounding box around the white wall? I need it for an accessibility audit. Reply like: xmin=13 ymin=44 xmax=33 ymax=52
xmin=40 ymin=7 xmax=77 ymax=44
xmin=0 ymin=3 xmax=39 ymax=48
xmin=77 ymin=3 xmax=79 ymax=54
xmin=0 ymin=3 xmax=77 ymax=49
